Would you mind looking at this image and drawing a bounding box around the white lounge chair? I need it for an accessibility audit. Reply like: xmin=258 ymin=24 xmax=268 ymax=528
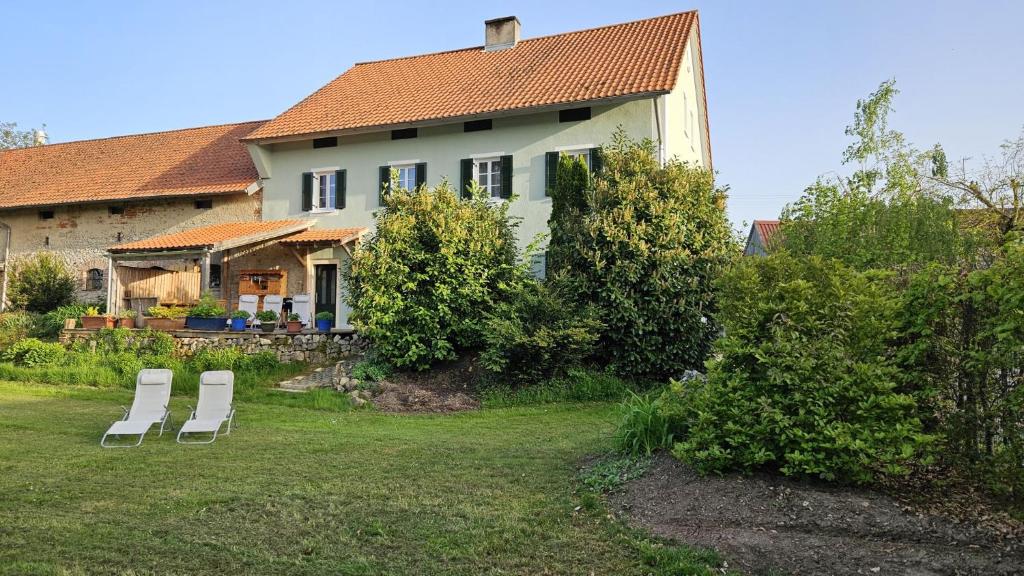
xmin=263 ymin=295 xmax=283 ymax=326
xmin=101 ymin=369 xmax=173 ymax=448
xmin=177 ymin=371 xmax=235 ymax=444
xmin=290 ymin=294 xmax=312 ymax=327
xmin=237 ymin=295 xmax=258 ymax=323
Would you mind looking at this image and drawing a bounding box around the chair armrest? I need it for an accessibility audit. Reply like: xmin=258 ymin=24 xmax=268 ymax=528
xmin=120 ymin=405 xmax=130 ymax=420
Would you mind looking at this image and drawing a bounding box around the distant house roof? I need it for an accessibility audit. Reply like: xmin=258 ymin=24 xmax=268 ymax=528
xmin=109 ymin=220 xmax=310 ymax=253
xmin=245 ymin=11 xmax=702 ymax=142
xmin=0 ymin=121 xmax=264 ymax=210
xmin=279 ymin=228 xmax=367 ymax=246
xmin=744 ymin=220 xmax=781 ymax=256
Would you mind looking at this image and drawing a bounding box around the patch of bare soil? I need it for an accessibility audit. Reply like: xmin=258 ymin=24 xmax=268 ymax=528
xmin=371 ymin=355 xmax=481 ymax=413
xmin=610 ymin=453 xmax=1024 ymax=575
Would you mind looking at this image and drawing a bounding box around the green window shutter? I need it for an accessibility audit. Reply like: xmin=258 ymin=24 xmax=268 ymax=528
xmin=414 ymin=162 xmax=427 ymax=188
xmin=335 ymin=169 xmax=346 ymax=210
xmin=545 ymin=151 xmax=559 ymax=196
xmin=378 ymin=165 xmax=390 ymax=205
xmin=301 ymin=172 xmax=313 ymax=212
xmin=499 ymin=155 xmax=513 ymax=199
xmin=589 ymin=147 xmax=602 ymax=174
xmin=460 ymin=158 xmax=473 ymax=199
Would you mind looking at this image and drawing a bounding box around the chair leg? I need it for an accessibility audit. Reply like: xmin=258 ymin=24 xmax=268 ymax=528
xmin=101 ymin=431 xmax=146 ymax=448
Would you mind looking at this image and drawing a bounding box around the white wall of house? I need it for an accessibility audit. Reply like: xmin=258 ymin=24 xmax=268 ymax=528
xmin=663 ymin=32 xmax=711 ymax=167
xmin=252 ymin=99 xmax=679 ymax=252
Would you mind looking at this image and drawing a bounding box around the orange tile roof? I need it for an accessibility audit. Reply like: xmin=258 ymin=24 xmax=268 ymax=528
xmin=109 ymin=220 xmax=310 ymax=253
xmin=279 ymin=228 xmax=367 ymax=245
xmin=755 ymin=220 xmax=781 ymax=247
xmin=0 ymin=121 xmax=264 ymax=209
xmin=246 ymin=12 xmax=698 ymax=142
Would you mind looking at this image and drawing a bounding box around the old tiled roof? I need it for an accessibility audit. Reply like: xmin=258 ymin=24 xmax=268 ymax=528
xmin=0 ymin=121 xmax=264 ymax=209
xmin=245 ymin=11 xmax=699 ymax=142
xmin=109 ymin=220 xmax=310 ymax=253
xmin=279 ymin=228 xmax=367 ymax=245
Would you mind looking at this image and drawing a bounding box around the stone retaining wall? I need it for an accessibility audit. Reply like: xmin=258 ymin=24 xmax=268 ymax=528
xmin=60 ymin=328 xmax=368 ymax=364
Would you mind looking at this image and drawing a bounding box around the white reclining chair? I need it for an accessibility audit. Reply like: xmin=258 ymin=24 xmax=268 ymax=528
xmin=290 ymin=294 xmax=312 ymax=327
xmin=237 ymin=295 xmax=259 ymax=324
xmin=177 ymin=370 xmax=235 ymax=444
xmin=101 ymin=369 xmax=173 ymax=448
xmin=263 ymin=295 xmax=284 ymax=326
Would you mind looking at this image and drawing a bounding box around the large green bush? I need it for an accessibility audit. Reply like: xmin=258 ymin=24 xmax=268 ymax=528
xmin=7 ymin=252 xmax=77 ymax=313
xmin=554 ymin=132 xmax=736 ymax=380
xmin=669 ymin=253 xmax=932 ymax=483
xmin=479 ymin=281 xmax=603 ymax=385
xmin=1 ymin=337 xmax=65 ymax=367
xmin=346 ymin=181 xmax=523 ymax=370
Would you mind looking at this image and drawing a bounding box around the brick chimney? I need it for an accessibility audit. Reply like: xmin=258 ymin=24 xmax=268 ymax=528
xmin=485 ymin=16 xmax=520 ymax=51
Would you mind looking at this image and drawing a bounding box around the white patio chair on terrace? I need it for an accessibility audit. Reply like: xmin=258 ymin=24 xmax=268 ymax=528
xmin=290 ymin=294 xmax=312 ymax=327
xmin=177 ymin=371 xmax=235 ymax=444
xmin=100 ymin=369 xmax=173 ymax=448
xmin=237 ymin=295 xmax=258 ymax=323
xmin=263 ymin=295 xmax=283 ymax=326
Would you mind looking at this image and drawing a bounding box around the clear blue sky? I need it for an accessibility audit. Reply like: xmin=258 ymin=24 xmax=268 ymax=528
xmin=3 ymin=0 xmax=1022 ymax=229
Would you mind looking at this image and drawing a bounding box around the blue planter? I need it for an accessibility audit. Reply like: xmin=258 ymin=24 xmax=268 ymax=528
xmin=186 ymin=316 xmax=227 ymax=331
xmin=316 ymin=319 xmax=333 ymax=332
xmin=229 ymin=317 xmax=247 ymax=331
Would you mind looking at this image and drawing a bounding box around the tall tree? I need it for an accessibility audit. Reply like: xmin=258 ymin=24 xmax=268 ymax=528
xmin=0 ymin=122 xmax=42 ymax=149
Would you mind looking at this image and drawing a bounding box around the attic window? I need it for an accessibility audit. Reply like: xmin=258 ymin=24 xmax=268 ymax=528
xmin=194 ymin=199 xmax=213 ymax=209
xmin=464 ymin=119 xmax=492 ymax=132
xmin=109 ymin=206 xmax=125 ymax=216
xmin=313 ymin=137 xmax=338 ymax=148
xmin=391 ymin=128 xmax=418 ymax=140
xmin=559 ymin=107 xmax=592 ymax=123
xmin=38 ymin=210 xmax=54 ymax=220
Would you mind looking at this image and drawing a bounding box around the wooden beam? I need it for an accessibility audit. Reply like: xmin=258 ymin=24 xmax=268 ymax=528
xmin=105 ymin=255 xmax=115 ymax=314
xmin=222 ymin=249 xmax=231 ymax=310
xmin=286 ymin=246 xmax=306 ymax=268
xmin=199 ymin=251 xmax=211 ymax=297
xmin=109 ymin=249 xmax=204 ymax=261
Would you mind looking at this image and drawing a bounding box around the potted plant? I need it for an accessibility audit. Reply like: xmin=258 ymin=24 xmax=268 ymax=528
xmin=229 ymin=310 xmax=250 ymax=332
xmin=285 ymin=312 xmax=303 ymax=334
xmin=255 ymin=309 xmax=278 ymax=333
xmin=80 ymin=306 xmax=115 ymax=329
xmin=185 ymin=292 xmax=228 ymax=331
xmin=315 ymin=311 xmax=334 ymax=332
xmin=145 ymin=305 xmax=188 ymax=331
xmin=118 ymin=309 xmax=137 ymax=329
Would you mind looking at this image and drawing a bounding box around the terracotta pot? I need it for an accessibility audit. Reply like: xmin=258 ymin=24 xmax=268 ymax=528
xmin=286 ymin=321 xmax=303 ymax=333
xmin=80 ymin=316 xmax=115 ymax=330
xmin=118 ymin=318 xmax=135 ymax=329
xmin=145 ymin=317 xmax=186 ymax=331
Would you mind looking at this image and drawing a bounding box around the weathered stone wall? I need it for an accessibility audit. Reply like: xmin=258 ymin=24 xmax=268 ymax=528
xmin=61 ymin=328 xmax=367 ymax=364
xmin=0 ymin=192 xmax=262 ymax=302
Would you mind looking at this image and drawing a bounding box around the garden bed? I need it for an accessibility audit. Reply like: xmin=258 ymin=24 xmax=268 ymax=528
xmin=609 ymin=453 xmax=1024 ymax=575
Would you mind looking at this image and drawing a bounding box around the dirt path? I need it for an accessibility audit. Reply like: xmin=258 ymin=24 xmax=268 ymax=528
xmin=610 ymin=454 xmax=1024 ymax=575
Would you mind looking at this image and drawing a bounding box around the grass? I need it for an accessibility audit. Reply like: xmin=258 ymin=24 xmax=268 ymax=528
xmin=0 ymin=381 xmax=726 ymax=575
xmin=480 ymin=368 xmax=646 ymax=408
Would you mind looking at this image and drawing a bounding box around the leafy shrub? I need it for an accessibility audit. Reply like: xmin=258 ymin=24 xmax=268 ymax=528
xmin=351 ymin=356 xmax=392 ymax=382
xmin=146 ymin=305 xmax=189 ymax=319
xmin=480 ymin=368 xmax=640 ymax=407
xmin=347 ymin=181 xmax=522 ymax=370
xmin=231 ymin=310 xmax=251 ymax=320
xmin=0 ymin=312 xmax=38 ymax=348
xmin=614 ymin=391 xmax=674 ymax=457
xmin=479 ymin=281 xmax=602 ymax=385
xmin=191 ymin=347 xmax=243 ymax=371
xmin=1 ymin=338 xmax=65 ymax=367
xmin=188 ymin=292 xmax=226 ymax=318
xmin=38 ymin=304 xmax=88 ymax=337
xmin=315 ymin=311 xmax=334 ymax=321
xmin=555 ymin=131 xmax=737 ymax=380
xmin=236 ymin=351 xmax=280 ymax=373
xmin=671 ymin=253 xmax=932 ymax=483
xmin=7 ymin=252 xmax=76 ymax=313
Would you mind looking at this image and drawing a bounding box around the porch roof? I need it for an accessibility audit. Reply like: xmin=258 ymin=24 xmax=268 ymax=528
xmin=108 ymin=219 xmax=312 ymax=254
xmin=278 ymin=227 xmax=367 ymax=246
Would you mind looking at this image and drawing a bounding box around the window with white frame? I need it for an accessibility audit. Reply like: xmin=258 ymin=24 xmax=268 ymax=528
xmin=474 ymin=158 xmax=502 ymax=198
xmin=562 ymin=149 xmax=592 ymax=171
xmin=314 ymin=171 xmax=336 ymax=211
xmin=393 ymin=164 xmax=417 ymax=191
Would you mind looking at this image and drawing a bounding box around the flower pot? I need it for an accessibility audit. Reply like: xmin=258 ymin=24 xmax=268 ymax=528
xmin=286 ymin=321 xmax=303 ymax=333
xmin=118 ymin=318 xmax=135 ymax=329
xmin=81 ymin=316 xmax=115 ymax=330
xmin=229 ymin=317 xmax=247 ymax=331
xmin=185 ymin=316 xmax=227 ymax=331
xmin=145 ymin=317 xmax=186 ymax=331
xmin=316 ymin=319 xmax=333 ymax=332
xmin=260 ymin=322 xmax=277 ymax=333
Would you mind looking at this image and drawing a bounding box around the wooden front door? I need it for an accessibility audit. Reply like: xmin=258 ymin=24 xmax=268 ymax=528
xmin=314 ymin=264 xmax=337 ymax=320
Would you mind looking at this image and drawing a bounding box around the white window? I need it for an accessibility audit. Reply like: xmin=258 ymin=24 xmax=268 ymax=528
xmin=314 ymin=171 xmax=336 ymax=211
xmin=394 ymin=164 xmax=417 ymax=191
xmin=529 ymin=252 xmax=547 ymax=280
xmin=474 ymin=158 xmax=502 ymax=198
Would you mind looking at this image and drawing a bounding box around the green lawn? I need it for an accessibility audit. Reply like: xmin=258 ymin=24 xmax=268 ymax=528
xmin=0 ymin=382 xmax=721 ymax=575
